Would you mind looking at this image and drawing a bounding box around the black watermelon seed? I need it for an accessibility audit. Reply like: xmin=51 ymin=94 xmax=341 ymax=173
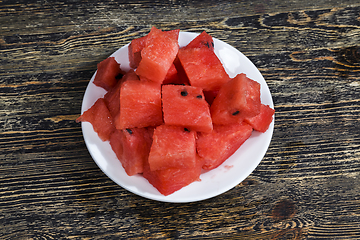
xmin=181 ymin=90 xmax=188 ymax=96
xmin=196 ymin=95 xmax=203 ymax=99
xmin=211 ymin=42 xmax=214 ymax=48
xmin=184 ymin=128 xmax=190 ymax=132
xmin=126 ymin=128 xmax=133 ymax=134
xmin=232 ymin=110 xmax=240 ymax=116
xmin=205 ymin=42 xmax=210 ymax=48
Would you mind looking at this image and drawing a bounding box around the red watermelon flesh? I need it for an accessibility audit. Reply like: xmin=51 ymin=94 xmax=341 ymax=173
xmin=162 ymin=85 xmax=213 ymax=133
xmin=178 ymin=47 xmax=230 ymax=91
xmin=183 ymin=31 xmax=214 ymax=51
xmin=121 ymin=127 xmax=153 ymax=175
xmin=211 ymin=73 xmax=261 ymax=125
xmin=164 ymin=29 xmax=180 ymax=40
xmin=93 ymin=57 xmax=124 ymax=91
xmin=110 ymin=128 xmax=153 ymax=176
xmin=162 ymin=63 xmax=180 ymax=85
xmin=76 ymin=98 xmax=115 ymax=141
xmin=148 ymin=125 xmax=197 ymax=171
xmin=173 ymin=56 xmax=190 ymax=85
xmin=113 ymin=111 xmax=121 ymax=131
xmin=104 ymin=79 xmax=122 ymax=119
xmin=128 ymin=35 xmax=147 ymax=69
xmin=118 ymin=78 xmax=163 ymax=129
xmin=104 ymin=70 xmax=139 ymax=119
xmin=244 ymin=104 xmax=275 ymax=133
xmin=128 ymin=29 xmax=180 ymax=69
xmin=203 ymin=89 xmax=219 ymax=105
xmin=136 ymin=27 xmax=179 ymax=83
xmin=143 ymin=153 xmax=203 ymax=196
xmin=109 ymin=129 xmax=124 ymax=166
xmin=197 ymin=122 xmax=253 ymax=170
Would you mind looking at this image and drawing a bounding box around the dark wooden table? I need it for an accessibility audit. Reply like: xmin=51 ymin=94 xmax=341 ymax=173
xmin=1 ymin=0 xmax=360 ymax=239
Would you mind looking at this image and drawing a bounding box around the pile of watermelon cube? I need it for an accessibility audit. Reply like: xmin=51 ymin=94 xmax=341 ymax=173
xmin=77 ymin=27 xmax=275 ymax=196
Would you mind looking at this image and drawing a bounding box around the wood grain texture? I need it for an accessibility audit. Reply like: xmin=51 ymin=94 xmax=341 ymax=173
xmin=1 ymin=0 xmax=360 ymax=239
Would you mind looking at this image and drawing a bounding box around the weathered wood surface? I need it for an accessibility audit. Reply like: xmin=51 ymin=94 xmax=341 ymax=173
xmin=1 ymin=0 xmax=360 ymax=239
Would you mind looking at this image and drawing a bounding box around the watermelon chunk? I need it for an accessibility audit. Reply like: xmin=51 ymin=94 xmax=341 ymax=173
xmin=110 ymin=127 xmax=153 ymax=176
xmin=136 ymin=27 xmax=179 ymax=83
xmin=143 ymin=153 xmax=203 ymax=196
xmin=93 ymin=57 xmax=124 ymax=91
xmin=128 ymin=29 xmax=180 ymax=69
xmin=148 ymin=125 xmax=197 ymax=171
xmin=76 ymin=98 xmax=115 ymax=141
xmin=211 ymin=73 xmax=261 ymax=125
xmin=178 ymin=47 xmax=230 ymax=91
xmin=118 ymin=78 xmax=163 ymax=129
xmin=244 ymin=104 xmax=275 ymax=133
xmin=197 ymin=122 xmax=253 ymax=170
xmin=183 ymin=31 xmax=214 ymax=51
xmin=162 ymin=85 xmax=213 ymax=133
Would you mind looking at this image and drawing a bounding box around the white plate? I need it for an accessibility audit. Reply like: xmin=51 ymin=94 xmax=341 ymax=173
xmin=80 ymin=31 xmax=274 ymax=203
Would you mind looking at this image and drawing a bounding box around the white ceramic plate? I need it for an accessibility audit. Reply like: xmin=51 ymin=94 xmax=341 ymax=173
xmin=80 ymin=31 xmax=274 ymax=203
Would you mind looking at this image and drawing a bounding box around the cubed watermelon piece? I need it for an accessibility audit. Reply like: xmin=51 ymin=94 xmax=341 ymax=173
xmin=148 ymin=125 xmax=197 ymax=171
xmin=244 ymin=104 xmax=275 ymax=133
xmin=178 ymin=47 xmax=230 ymax=91
xmin=110 ymin=127 xmax=153 ymax=176
xmin=162 ymin=85 xmax=213 ymax=133
xmin=93 ymin=57 xmax=124 ymax=91
xmin=118 ymin=78 xmax=163 ymax=129
xmin=211 ymin=73 xmax=261 ymax=125
xmin=129 ymin=29 xmax=180 ymax=69
xmin=76 ymin=98 xmax=115 ymax=141
xmin=183 ymin=31 xmax=214 ymax=51
xmin=197 ymin=122 xmax=253 ymax=170
xmin=143 ymin=153 xmax=203 ymax=196
xmin=136 ymin=27 xmax=179 ymax=83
